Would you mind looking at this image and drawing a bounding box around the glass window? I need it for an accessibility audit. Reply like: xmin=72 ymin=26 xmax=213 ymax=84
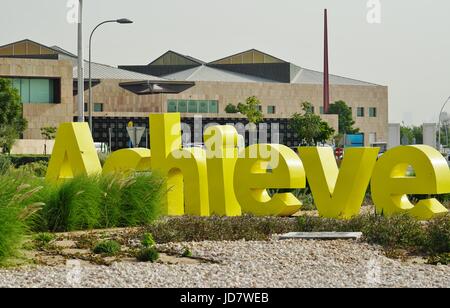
xmin=267 ymin=106 xmax=276 ymax=114
xmin=369 ymin=107 xmax=377 ymax=117
xmin=199 ymin=101 xmax=209 ymax=113
xmin=357 ymin=107 xmax=365 ymax=117
xmin=94 ymin=103 xmax=104 ymax=112
xmin=167 ymin=100 xmax=177 ymax=112
xmin=188 ymin=100 xmax=198 ymax=113
xmin=178 ymin=100 xmax=188 ymax=113
xmin=319 ymin=106 xmax=324 ymax=115
xmin=30 ymin=79 xmax=53 ymax=103
xmin=209 ymin=101 xmax=218 ymax=113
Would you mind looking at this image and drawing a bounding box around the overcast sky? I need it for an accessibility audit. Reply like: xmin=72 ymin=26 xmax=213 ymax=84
xmin=1 ymin=0 xmax=449 ymax=125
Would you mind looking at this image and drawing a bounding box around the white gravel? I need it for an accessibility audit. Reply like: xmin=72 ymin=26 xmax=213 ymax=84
xmin=0 ymin=239 xmax=449 ymax=288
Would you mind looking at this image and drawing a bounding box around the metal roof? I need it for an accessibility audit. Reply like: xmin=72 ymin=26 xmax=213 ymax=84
xmin=291 ymin=67 xmax=379 ymax=86
xmin=162 ymin=65 xmax=276 ymax=83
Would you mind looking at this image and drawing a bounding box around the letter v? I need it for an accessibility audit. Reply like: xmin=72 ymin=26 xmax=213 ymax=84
xmin=298 ymin=147 xmax=379 ymax=219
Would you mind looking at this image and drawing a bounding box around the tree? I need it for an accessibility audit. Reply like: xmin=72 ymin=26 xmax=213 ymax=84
xmin=0 ymin=78 xmax=27 ymax=153
xmin=289 ymin=102 xmax=335 ymax=146
xmin=328 ymin=100 xmax=359 ymax=134
xmin=40 ymin=126 xmax=57 ymax=155
xmin=224 ymin=103 xmax=239 ymax=114
xmin=401 ymin=123 xmax=423 ymax=145
xmin=237 ymin=96 xmax=264 ymax=124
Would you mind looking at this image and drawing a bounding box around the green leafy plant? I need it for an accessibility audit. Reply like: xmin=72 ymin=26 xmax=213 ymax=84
xmin=0 ymin=78 xmax=27 ymax=154
xmin=328 ymin=100 xmax=359 ymax=135
xmin=93 ymin=240 xmax=121 ymax=256
xmin=289 ymin=102 xmax=335 ymax=146
xmin=237 ymin=96 xmax=264 ymax=124
xmin=141 ymin=233 xmax=156 ymax=248
xmin=136 ymin=247 xmax=159 ymax=262
xmin=181 ymin=248 xmax=193 ymax=258
xmin=33 ymin=232 xmax=55 ymax=249
xmin=224 ymin=103 xmax=239 ymax=114
xmin=0 ymin=155 xmax=12 ymax=175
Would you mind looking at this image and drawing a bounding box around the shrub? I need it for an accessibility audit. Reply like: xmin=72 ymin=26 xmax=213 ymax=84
xmin=425 ymin=215 xmax=450 ymax=254
xmin=98 ymin=175 xmax=123 ymax=228
xmin=0 ymin=175 xmax=42 ymax=264
xmin=182 ymin=248 xmax=192 ymax=258
xmin=33 ymin=232 xmax=55 ymax=249
xmin=9 ymin=155 xmax=49 ymax=167
xmin=147 ymin=215 xmax=298 ymax=243
xmin=41 ymin=176 xmax=103 ymax=232
xmin=14 ymin=161 xmax=48 ymax=178
xmin=119 ymin=173 xmax=165 ymax=227
xmin=136 ymin=247 xmax=159 ymax=262
xmin=0 ymin=155 xmax=12 ymax=175
xmin=93 ymin=240 xmax=121 ymax=256
xmin=141 ymin=233 xmax=156 ymax=248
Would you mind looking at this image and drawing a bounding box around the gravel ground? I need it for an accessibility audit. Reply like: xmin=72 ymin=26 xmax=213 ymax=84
xmin=0 ymin=239 xmax=448 ymax=288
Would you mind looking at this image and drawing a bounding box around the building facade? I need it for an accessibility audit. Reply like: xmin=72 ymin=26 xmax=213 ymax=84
xmin=0 ymin=40 xmax=388 ymax=151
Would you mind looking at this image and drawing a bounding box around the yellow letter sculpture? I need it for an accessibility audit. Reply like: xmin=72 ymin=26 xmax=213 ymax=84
xmin=371 ymin=145 xmax=450 ymax=220
xmin=204 ymin=125 xmax=241 ymax=216
xmin=46 ymin=122 xmax=102 ymax=183
xmin=234 ymin=144 xmax=305 ymax=216
xmin=149 ymin=113 xmax=209 ymax=216
xmin=102 ymin=148 xmax=151 ymax=175
xmin=298 ymin=147 xmax=379 ymax=219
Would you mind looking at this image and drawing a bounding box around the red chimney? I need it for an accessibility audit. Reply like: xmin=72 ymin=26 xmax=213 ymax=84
xmin=323 ymin=9 xmax=330 ymax=114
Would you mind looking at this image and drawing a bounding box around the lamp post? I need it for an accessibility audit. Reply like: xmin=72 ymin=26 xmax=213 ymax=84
xmin=77 ymin=0 xmax=84 ymax=122
xmin=437 ymin=96 xmax=450 ymax=151
xmin=88 ymin=18 xmax=133 ymax=132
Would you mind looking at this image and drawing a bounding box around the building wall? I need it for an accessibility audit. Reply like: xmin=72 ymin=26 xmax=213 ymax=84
xmin=0 ymin=57 xmax=73 ymax=139
xmin=78 ymin=79 xmax=387 ymax=146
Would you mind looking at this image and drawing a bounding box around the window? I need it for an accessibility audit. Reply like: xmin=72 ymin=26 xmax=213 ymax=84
xmin=167 ymin=99 xmax=219 ymax=114
xmin=188 ymin=100 xmax=198 ymax=113
xmin=257 ymin=105 xmax=263 ymax=112
xmin=209 ymin=101 xmax=218 ymax=113
xmin=369 ymin=107 xmax=377 ymax=117
xmin=357 ymin=107 xmax=365 ymax=117
xmin=94 ymin=103 xmax=104 ymax=112
xmin=267 ymin=106 xmax=276 ymax=114
xmin=168 ymin=100 xmax=177 ymax=112
xmin=319 ymin=106 xmax=324 ymax=115
xmin=11 ymin=78 xmax=59 ymax=104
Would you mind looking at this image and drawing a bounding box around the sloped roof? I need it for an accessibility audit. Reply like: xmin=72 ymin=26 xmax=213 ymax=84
xmin=162 ymin=65 xmax=275 ymax=83
xmin=210 ymin=49 xmax=287 ymax=65
xmin=150 ymin=50 xmax=205 ymax=66
xmin=291 ymin=67 xmax=378 ymax=86
xmin=72 ymin=60 xmax=166 ymax=80
xmin=0 ymin=39 xmax=58 ymax=56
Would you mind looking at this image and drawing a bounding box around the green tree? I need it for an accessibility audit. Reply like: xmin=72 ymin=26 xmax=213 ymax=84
xmin=237 ymin=96 xmax=264 ymax=124
xmin=328 ymin=100 xmax=359 ymax=134
xmin=401 ymin=124 xmax=423 ymax=145
xmin=289 ymin=102 xmax=335 ymax=146
xmin=40 ymin=126 xmax=57 ymax=155
xmin=224 ymin=103 xmax=239 ymax=114
xmin=0 ymin=78 xmax=27 ymax=153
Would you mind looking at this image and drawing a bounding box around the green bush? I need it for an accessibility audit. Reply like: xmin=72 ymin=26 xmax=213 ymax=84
xmin=0 ymin=175 xmax=42 ymax=263
xmin=136 ymin=247 xmax=159 ymax=262
xmin=119 ymin=173 xmax=164 ymax=227
xmin=141 ymin=233 xmax=156 ymax=248
xmin=9 ymin=155 xmax=49 ymax=167
xmin=31 ymin=172 xmax=165 ymax=232
xmin=14 ymin=161 xmax=48 ymax=178
xmin=33 ymin=232 xmax=55 ymax=249
xmin=426 ymin=215 xmax=450 ymax=254
xmin=93 ymin=240 xmax=121 ymax=256
xmin=0 ymin=155 xmax=12 ymax=175
xmin=147 ymin=215 xmax=298 ymax=243
xmin=182 ymin=248 xmax=192 ymax=258
xmin=41 ymin=176 xmax=103 ymax=232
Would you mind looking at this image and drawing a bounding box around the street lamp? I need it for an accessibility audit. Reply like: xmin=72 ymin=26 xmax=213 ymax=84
xmin=88 ymin=18 xmax=133 ymax=132
xmin=437 ymin=96 xmax=450 ymax=150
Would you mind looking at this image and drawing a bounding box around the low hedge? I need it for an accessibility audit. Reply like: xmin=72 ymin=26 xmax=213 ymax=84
xmin=8 ymin=155 xmax=50 ymax=167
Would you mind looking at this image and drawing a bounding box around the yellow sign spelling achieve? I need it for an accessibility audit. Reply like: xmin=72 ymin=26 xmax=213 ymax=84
xmin=45 ymin=113 xmax=450 ymax=220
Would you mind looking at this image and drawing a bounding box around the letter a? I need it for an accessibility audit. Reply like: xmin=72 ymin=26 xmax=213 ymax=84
xmin=46 ymin=122 xmax=102 ymax=183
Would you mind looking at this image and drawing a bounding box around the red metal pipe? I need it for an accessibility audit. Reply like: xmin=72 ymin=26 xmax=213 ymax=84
xmin=323 ymin=9 xmax=330 ymax=114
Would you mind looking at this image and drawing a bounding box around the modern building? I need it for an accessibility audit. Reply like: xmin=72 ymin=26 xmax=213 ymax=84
xmin=0 ymin=39 xmax=388 ymax=151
